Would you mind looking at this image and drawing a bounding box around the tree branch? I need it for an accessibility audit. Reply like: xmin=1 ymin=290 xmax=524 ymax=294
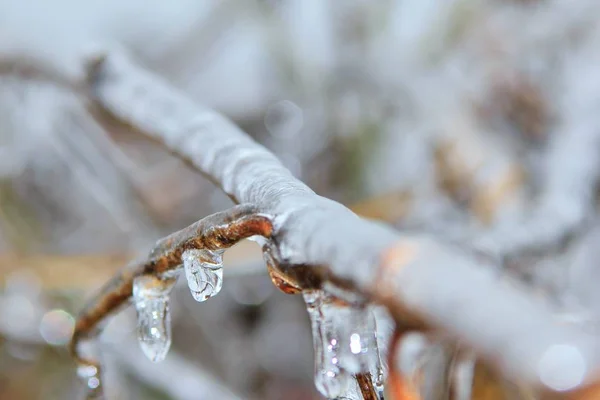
xmin=71 ymin=204 xmax=272 ymax=373
xmin=79 ymin=51 xmax=600 ymax=396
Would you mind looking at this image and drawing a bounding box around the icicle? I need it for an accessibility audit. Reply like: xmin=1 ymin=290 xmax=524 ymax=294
xmin=182 ymin=248 xmax=224 ymax=302
xmin=132 ymin=275 xmax=175 ymax=363
xmin=304 ymin=288 xmax=386 ymax=399
xmin=371 ymin=320 xmax=386 ymax=397
xmin=338 ymin=305 xmax=385 ymax=396
xmin=304 ymin=290 xmax=351 ymax=398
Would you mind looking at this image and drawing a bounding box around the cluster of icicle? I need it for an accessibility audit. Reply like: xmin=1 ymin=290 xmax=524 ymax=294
xmin=132 ymin=248 xmax=224 ymax=363
xmin=127 ymin=247 xmax=384 ymax=399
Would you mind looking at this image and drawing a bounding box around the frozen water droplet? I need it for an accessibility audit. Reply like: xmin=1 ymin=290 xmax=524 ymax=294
xmin=304 ymin=290 xmax=350 ymax=398
xmin=182 ymin=249 xmax=224 ymax=302
xmin=133 ymin=275 xmax=174 ymax=363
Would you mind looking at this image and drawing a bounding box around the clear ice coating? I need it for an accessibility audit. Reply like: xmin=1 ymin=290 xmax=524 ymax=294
xmin=132 ymin=275 xmax=174 ymax=363
xmin=337 ymin=377 xmax=367 ymax=400
xmin=304 ymin=289 xmax=386 ymax=399
xmin=304 ymin=290 xmax=350 ymax=398
xmin=182 ymin=249 xmax=224 ymax=302
xmin=338 ymin=305 xmax=385 ymax=393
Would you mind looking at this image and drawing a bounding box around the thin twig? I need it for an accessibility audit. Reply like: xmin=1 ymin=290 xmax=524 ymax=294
xmin=355 ymin=372 xmax=379 ymax=400
xmin=71 ymin=204 xmax=272 ymax=372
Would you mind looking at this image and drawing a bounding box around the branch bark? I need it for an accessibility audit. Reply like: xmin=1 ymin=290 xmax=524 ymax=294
xmin=80 ymin=51 xmax=600 ymax=396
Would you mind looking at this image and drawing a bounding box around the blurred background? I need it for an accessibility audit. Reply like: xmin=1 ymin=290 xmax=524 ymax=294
xmin=1 ymin=0 xmax=600 ymax=399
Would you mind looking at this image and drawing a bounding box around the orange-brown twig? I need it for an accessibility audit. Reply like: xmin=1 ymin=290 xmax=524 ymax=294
xmin=70 ymin=204 xmax=272 ymax=380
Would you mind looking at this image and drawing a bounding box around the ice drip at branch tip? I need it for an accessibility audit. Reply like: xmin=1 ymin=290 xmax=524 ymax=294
xmin=338 ymin=305 xmax=385 ymax=391
xmin=182 ymin=248 xmax=224 ymax=302
xmin=132 ymin=275 xmax=174 ymax=363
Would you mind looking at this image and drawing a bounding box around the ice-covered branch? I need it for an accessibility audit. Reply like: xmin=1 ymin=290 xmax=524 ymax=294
xmin=79 ymin=51 xmax=600 ymax=397
xmin=71 ymin=203 xmax=272 ymax=397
